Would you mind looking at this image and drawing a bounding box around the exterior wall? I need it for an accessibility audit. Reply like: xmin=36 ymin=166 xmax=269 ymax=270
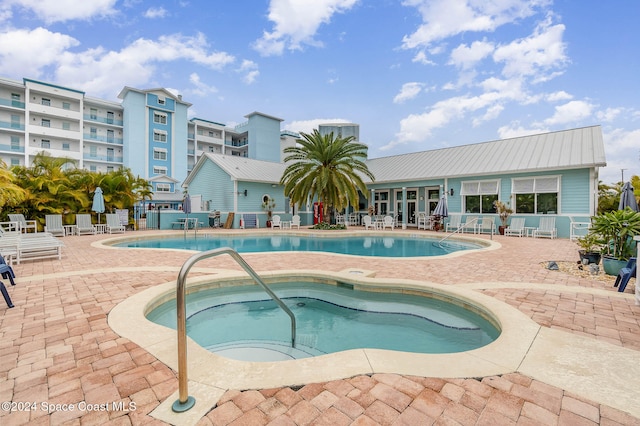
xmin=120 ymin=90 xmax=147 ymax=179
xmin=244 ymin=113 xmax=283 ymax=162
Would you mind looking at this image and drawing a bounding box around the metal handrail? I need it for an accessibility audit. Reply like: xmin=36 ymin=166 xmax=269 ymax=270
xmin=172 ymin=247 xmax=296 ymax=412
xmin=437 ymin=217 xmax=481 ymax=245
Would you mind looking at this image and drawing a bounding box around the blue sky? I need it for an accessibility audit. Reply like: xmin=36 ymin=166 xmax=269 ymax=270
xmin=1 ymin=0 xmax=638 ymax=184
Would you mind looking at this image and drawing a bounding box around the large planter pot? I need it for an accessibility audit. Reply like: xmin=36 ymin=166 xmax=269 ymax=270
xmin=602 ymin=255 xmax=627 ymax=276
xmin=578 ymin=250 xmax=602 ymax=265
xmin=498 ymin=225 xmax=506 ymax=235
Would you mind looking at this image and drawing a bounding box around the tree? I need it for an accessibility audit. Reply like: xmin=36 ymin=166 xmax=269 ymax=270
xmin=0 ymin=160 xmax=25 ymax=212
xmin=280 ymin=130 xmax=374 ymax=223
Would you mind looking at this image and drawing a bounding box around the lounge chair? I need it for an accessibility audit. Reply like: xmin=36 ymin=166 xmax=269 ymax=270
xmin=336 ymin=213 xmax=345 ymax=225
xmin=8 ymin=214 xmax=37 ymax=233
xmin=382 ymin=215 xmax=395 ymax=230
xmin=417 ymin=213 xmax=430 ymax=230
xmin=363 ymin=215 xmax=375 ymax=230
xmin=445 ymin=215 xmax=462 ymax=232
xmin=477 ymin=217 xmax=495 ymax=235
xmin=461 ymin=216 xmax=480 ymax=234
xmin=271 ymin=215 xmax=282 ymax=229
xmin=240 ymin=213 xmax=258 ymax=229
xmin=75 ymin=214 xmax=97 ymax=235
xmin=106 ymin=214 xmax=126 ymax=234
xmin=504 ymin=218 xmax=526 ymax=237
xmin=0 ymin=254 xmax=16 ymax=286
xmin=291 ymin=215 xmax=301 ymax=229
xmin=533 ymin=217 xmax=557 ymax=239
xmin=614 ymin=258 xmax=636 ymax=293
xmin=45 ymin=214 xmax=65 ymax=237
xmin=0 ymin=232 xmax=64 ymax=264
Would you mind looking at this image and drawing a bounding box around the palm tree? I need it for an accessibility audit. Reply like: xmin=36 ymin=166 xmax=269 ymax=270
xmin=0 ymin=160 xmax=26 ymax=212
xmin=280 ymin=130 xmax=374 ymax=223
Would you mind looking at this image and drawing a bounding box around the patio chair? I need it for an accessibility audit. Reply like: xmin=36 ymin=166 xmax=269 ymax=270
xmin=0 ymin=254 xmax=16 ymax=286
xmin=0 ymin=281 xmax=13 ymax=308
xmin=445 ymin=215 xmax=462 ymax=232
xmin=8 ymin=214 xmax=37 ymax=233
xmin=45 ymin=215 xmax=65 ymax=237
xmin=363 ymin=215 xmax=375 ymax=230
xmin=461 ymin=216 xmax=480 ymax=234
xmin=75 ymin=214 xmax=97 ymax=235
xmin=533 ymin=216 xmax=557 ymax=239
xmin=291 ymin=215 xmax=301 ymax=229
xmin=106 ymin=214 xmax=126 ymax=234
xmin=271 ymin=215 xmax=282 ymax=229
xmin=382 ymin=215 xmax=395 ymax=230
xmin=477 ymin=217 xmax=495 ymax=235
xmin=417 ymin=213 xmax=430 ymax=230
xmin=504 ymin=218 xmax=526 ymax=237
xmin=614 ymin=257 xmax=636 ymax=293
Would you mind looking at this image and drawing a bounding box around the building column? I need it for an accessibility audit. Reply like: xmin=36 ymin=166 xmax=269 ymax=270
xmin=402 ymin=187 xmax=407 ymax=230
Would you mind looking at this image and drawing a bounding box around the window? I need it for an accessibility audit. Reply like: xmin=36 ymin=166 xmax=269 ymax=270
xmin=10 ymin=158 xmax=19 ymax=166
xmin=90 ymin=127 xmax=97 ymax=139
xmin=62 ymin=143 xmax=70 ymax=151
xmin=41 ymin=98 xmax=51 ymax=106
xmin=107 ymin=166 xmax=114 ymax=172
xmin=10 ymin=136 xmax=19 ymax=150
xmin=107 ymin=148 xmax=114 ymax=161
xmin=62 ymin=102 xmax=70 ymax=110
xmin=41 ymin=119 xmax=50 ymax=127
xmin=90 ymin=165 xmax=97 ymax=172
xmin=153 ymin=149 xmax=167 ymax=160
xmin=153 ymin=131 xmax=167 ymax=142
xmin=153 ymin=112 xmax=167 ymax=124
xmin=11 ymin=93 xmax=21 ymax=107
xmin=62 ymin=122 xmax=70 ymax=130
xmin=41 ymin=139 xmax=50 ymax=149
xmin=107 ymin=129 xmax=114 ymax=143
xmin=512 ymin=176 xmax=559 ymax=214
xmin=156 ymin=183 xmax=171 ymax=192
xmin=90 ymin=108 xmax=97 ymax=119
xmin=157 ymin=97 xmax=165 ymax=105
xmin=11 ymin=115 xmax=20 ymax=129
xmin=107 ymin=111 xmax=114 ymax=124
xmin=153 ymin=166 xmax=167 ymax=175
xmin=90 ymin=146 xmax=97 ymax=157
xmin=461 ymin=180 xmax=499 ymax=213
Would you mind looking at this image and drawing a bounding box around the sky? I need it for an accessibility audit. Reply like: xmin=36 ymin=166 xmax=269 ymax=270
xmin=1 ymin=0 xmax=639 ymax=185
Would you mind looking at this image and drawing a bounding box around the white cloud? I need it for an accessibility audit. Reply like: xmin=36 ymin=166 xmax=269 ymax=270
xmin=543 ymin=100 xmax=593 ymax=125
xmin=493 ymin=17 xmax=568 ymax=80
xmin=546 ymin=90 xmax=573 ymax=102
xmin=144 ymin=7 xmax=168 ymax=19
xmin=449 ymin=39 xmax=494 ymax=69
xmin=5 ymin=0 xmax=117 ymax=23
xmin=284 ymin=118 xmax=351 ymax=134
xmin=600 ymin=128 xmax=640 ymax=184
xmin=497 ymin=122 xmax=548 ymax=139
xmin=0 ymin=27 xmax=79 ymax=77
xmin=393 ymin=82 xmax=425 ymax=104
xmin=188 ymin=73 xmax=218 ymax=97
xmin=401 ymin=0 xmax=549 ymax=50
xmin=597 ymin=107 xmax=622 ymax=123
xmin=253 ymin=0 xmax=359 ymax=56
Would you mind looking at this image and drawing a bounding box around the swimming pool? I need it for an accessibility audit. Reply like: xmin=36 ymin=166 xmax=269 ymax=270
xmin=113 ymin=233 xmax=486 ymax=257
xmin=146 ymin=280 xmax=500 ymax=362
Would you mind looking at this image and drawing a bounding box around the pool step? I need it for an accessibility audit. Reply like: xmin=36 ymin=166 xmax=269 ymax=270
xmin=206 ymin=339 xmax=325 ymax=362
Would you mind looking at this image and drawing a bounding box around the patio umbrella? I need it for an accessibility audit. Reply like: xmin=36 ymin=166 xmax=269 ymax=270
xmin=92 ymin=187 xmax=105 ymax=224
xmin=182 ymin=193 xmax=192 ymax=229
xmin=433 ymin=195 xmax=448 ymax=218
xmin=619 ymin=182 xmax=639 ymax=211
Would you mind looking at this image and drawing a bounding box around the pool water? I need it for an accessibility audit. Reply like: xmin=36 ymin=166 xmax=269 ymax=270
xmin=147 ymin=282 xmax=499 ymax=361
xmin=116 ymin=234 xmax=483 ymax=257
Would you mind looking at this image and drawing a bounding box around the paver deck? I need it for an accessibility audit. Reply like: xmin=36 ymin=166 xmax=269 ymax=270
xmin=0 ymin=228 xmax=638 ymax=425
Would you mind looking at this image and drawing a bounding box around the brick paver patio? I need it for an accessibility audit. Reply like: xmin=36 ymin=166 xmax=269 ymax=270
xmin=0 ymin=229 xmax=638 ymax=425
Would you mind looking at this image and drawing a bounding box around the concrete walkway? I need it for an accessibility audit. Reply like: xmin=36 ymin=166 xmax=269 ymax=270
xmin=0 ymin=229 xmax=638 ymax=425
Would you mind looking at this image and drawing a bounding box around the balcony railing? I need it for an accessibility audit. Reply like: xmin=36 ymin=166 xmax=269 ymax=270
xmin=0 ymin=144 xmax=24 ymax=153
xmin=83 ymin=114 xmax=123 ymax=126
xmin=0 ymin=98 xmax=25 ymax=109
xmin=83 ymin=154 xmax=123 ymax=163
xmin=224 ymin=140 xmax=248 ymax=147
xmin=0 ymin=120 xmax=25 ymax=131
xmin=83 ymin=134 xmax=123 ymax=144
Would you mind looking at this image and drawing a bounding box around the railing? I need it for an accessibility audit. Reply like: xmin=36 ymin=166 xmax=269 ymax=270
xmin=172 ymin=247 xmax=296 ymax=412
xmin=437 ymin=217 xmax=481 ymax=246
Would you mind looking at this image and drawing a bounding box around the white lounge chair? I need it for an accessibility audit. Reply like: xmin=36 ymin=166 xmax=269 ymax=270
xmin=75 ymin=214 xmax=96 ymax=235
xmin=445 ymin=215 xmax=462 ymax=232
xmin=45 ymin=215 xmax=65 ymax=237
xmin=382 ymin=215 xmax=395 ymax=230
xmin=0 ymin=232 xmax=63 ymax=264
xmin=8 ymin=214 xmax=37 ymax=233
xmin=290 ymin=215 xmax=301 ymax=229
xmin=461 ymin=216 xmax=480 ymax=234
xmin=477 ymin=217 xmax=496 ymax=235
xmin=271 ymin=215 xmax=282 ymax=229
xmin=106 ymin=214 xmax=126 ymax=234
xmin=417 ymin=213 xmax=430 ymax=230
xmin=534 ymin=216 xmax=557 ymax=239
xmin=504 ymin=218 xmax=526 ymax=237
xmin=363 ymin=215 xmax=375 ymax=230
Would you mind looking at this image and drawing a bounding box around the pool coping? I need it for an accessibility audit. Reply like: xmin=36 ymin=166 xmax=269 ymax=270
xmin=108 ymin=268 xmax=541 ymax=424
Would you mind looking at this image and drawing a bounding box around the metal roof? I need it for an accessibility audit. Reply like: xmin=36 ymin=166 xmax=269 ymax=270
xmin=365 ymin=126 xmax=606 ymax=183
xmin=188 ymin=126 xmax=605 ymax=185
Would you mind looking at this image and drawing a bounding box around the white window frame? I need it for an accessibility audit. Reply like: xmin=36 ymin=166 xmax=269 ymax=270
xmin=153 ymin=166 xmax=167 ymax=175
xmin=41 ymin=139 xmax=50 ymax=149
xmin=153 ymin=148 xmax=167 ymax=161
xmin=41 ymin=98 xmax=51 ymax=106
xmin=156 ymin=183 xmax=171 ymax=192
xmin=511 ymin=175 xmax=560 ymax=214
xmin=153 ymin=130 xmax=167 ymax=142
xmin=153 ymin=112 xmax=167 ymax=124
xmin=460 ymin=179 xmax=500 ymax=213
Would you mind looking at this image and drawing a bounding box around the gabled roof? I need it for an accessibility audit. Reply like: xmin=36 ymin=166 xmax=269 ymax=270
xmin=117 ymin=86 xmax=193 ymax=106
xmin=366 ymin=126 xmax=606 ymax=183
xmin=149 ymin=174 xmax=180 ymax=183
xmin=184 ymin=126 xmax=606 ymax=186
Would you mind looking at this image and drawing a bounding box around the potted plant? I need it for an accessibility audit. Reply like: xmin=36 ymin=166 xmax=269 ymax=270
xmin=493 ymin=200 xmax=513 ymax=235
xmin=589 ymin=208 xmax=640 ymax=275
xmin=576 ymin=233 xmax=603 ymax=265
xmin=261 ymin=198 xmax=276 ymax=227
